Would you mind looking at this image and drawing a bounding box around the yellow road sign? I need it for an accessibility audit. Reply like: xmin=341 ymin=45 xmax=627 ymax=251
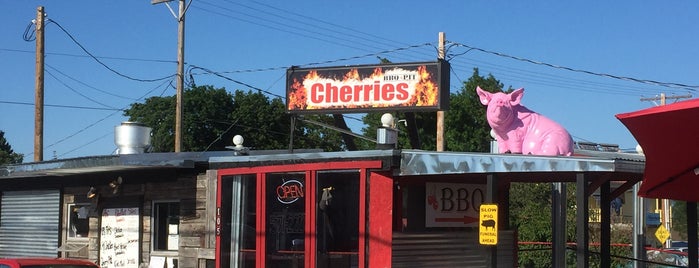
xmin=479 ymin=204 xmax=498 ymax=245
xmin=655 ymin=225 xmax=670 ymax=244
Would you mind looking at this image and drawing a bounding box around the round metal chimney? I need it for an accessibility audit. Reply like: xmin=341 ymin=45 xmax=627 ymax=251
xmin=114 ymin=122 xmax=152 ymax=154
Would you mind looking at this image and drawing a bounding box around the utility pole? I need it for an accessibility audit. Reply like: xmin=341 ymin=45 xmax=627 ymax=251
xmin=436 ymin=32 xmax=445 ymax=151
xmin=640 ymin=93 xmax=692 ymax=249
xmin=175 ymin=0 xmax=185 ymax=152
xmin=152 ymin=0 xmax=186 ymax=152
xmin=34 ymin=6 xmax=45 ymax=162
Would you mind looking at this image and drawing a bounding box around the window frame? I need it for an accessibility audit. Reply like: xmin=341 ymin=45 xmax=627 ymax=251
xmin=66 ymin=203 xmax=91 ymax=241
xmin=151 ymin=200 xmax=181 ymax=253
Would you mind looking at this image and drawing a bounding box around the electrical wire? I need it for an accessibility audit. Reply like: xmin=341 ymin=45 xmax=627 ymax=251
xmin=188 ymin=65 xmax=284 ymax=99
xmin=448 ymin=41 xmax=699 ymax=91
xmin=0 ymin=100 xmax=123 ymax=111
xmin=201 ymin=118 xmax=239 ymax=153
xmin=25 ymin=78 xmax=173 ymax=159
xmin=22 ymin=20 xmax=35 ymax=41
xmin=244 ymin=0 xmax=437 ymax=60
xmin=46 ymin=18 xmax=175 ymax=83
xmin=45 ymin=68 xmax=117 ymax=109
xmin=1 ymin=48 xmax=178 ymax=64
xmin=46 ymin=64 xmax=137 ymax=101
xmin=191 ymin=4 xmax=376 ymax=54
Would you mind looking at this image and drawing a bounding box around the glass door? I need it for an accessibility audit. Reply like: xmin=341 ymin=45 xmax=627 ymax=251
xmin=266 ymin=172 xmax=306 ymax=268
xmin=315 ymin=170 xmax=360 ymax=268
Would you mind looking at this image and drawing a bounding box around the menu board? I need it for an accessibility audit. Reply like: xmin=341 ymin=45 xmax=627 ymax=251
xmin=100 ymin=207 xmax=140 ymax=268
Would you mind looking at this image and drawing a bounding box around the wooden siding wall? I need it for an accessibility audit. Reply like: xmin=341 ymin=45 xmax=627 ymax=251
xmin=61 ymin=170 xmax=216 ymax=268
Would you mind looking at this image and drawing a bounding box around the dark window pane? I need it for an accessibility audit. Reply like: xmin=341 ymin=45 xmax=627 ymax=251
xmin=316 ymin=170 xmax=359 ymax=268
xmin=266 ymin=172 xmax=306 ymax=268
xmin=153 ymin=202 xmax=180 ymax=251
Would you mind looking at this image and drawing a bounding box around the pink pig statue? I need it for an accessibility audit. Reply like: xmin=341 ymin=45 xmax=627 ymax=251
xmin=476 ymin=86 xmax=574 ymax=156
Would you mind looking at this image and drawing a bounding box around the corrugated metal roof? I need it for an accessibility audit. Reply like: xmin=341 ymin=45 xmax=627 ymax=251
xmin=1 ymin=149 xmax=644 ymax=181
xmin=399 ymin=150 xmax=645 ymax=176
xmin=0 ymin=150 xmax=322 ymax=179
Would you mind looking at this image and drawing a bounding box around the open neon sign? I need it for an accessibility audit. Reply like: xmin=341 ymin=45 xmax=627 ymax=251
xmin=276 ymin=179 xmax=304 ymax=204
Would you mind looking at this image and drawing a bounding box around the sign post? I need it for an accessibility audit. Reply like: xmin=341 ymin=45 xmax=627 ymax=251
xmin=479 ymin=203 xmax=498 ymax=245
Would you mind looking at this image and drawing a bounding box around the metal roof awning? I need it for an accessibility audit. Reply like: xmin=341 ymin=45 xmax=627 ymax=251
xmin=399 ymin=150 xmax=645 ymax=179
xmin=1 ymin=149 xmax=644 ymax=184
xmin=0 ymin=151 xmax=224 ymax=179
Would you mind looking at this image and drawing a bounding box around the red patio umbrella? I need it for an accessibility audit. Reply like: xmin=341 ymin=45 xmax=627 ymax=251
xmin=616 ymin=98 xmax=699 ymax=202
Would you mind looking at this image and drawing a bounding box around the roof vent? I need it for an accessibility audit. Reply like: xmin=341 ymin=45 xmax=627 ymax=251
xmin=115 ymin=122 xmax=152 ymax=154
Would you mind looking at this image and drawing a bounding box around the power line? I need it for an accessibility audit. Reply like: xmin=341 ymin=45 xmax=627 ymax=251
xmin=448 ymin=41 xmax=699 ymax=91
xmin=46 ymin=19 xmax=175 ymax=83
xmin=0 ymin=48 xmax=178 ymax=64
xmin=45 ymin=64 xmax=138 ymax=101
xmin=246 ymin=0 xmax=436 ymax=59
xmin=192 ymin=1 xmax=435 ymax=63
xmin=23 ymin=78 xmax=173 ymax=158
xmin=190 ymin=42 xmax=434 ymax=79
xmin=191 ymin=4 xmax=374 ymax=54
xmin=0 ymin=100 xmax=123 ymax=111
xmin=45 ymin=67 xmax=119 ymax=109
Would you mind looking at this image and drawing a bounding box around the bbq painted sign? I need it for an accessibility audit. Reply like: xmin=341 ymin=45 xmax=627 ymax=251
xmin=425 ymin=182 xmax=484 ymax=227
xmin=286 ymin=60 xmax=449 ymax=113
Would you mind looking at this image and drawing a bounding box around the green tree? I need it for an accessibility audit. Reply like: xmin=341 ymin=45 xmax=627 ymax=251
xmin=125 ymin=85 xmax=236 ymax=152
xmin=124 ymin=85 xmax=344 ymax=152
xmin=0 ymin=131 xmax=23 ymax=165
xmin=358 ymin=68 xmax=505 ymax=152
xmin=672 ymin=201 xmax=699 ymax=241
xmin=445 ymin=68 xmax=507 ymax=152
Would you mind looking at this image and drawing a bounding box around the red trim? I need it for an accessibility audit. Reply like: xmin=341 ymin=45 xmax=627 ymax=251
xmin=216 ymin=160 xmax=383 ymax=268
xmin=215 ymin=172 xmax=223 ymax=268
xmin=368 ymin=171 xmax=393 ymax=268
xmin=358 ymin=168 xmax=367 ymax=268
xmin=257 ymin=172 xmax=266 ymax=268
xmin=305 ymin=170 xmax=316 ymax=267
xmin=217 ymin=160 xmax=382 ymax=175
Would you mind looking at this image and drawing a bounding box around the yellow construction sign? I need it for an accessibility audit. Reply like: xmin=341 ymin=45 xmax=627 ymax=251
xmin=655 ymin=225 xmax=670 ymax=244
xmin=479 ymin=204 xmax=498 ymax=245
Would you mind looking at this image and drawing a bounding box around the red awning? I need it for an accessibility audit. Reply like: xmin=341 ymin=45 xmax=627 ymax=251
xmin=616 ymin=98 xmax=699 ymax=202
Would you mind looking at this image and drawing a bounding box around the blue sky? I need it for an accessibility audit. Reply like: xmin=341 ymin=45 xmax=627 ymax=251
xmin=2 ymin=1 xmax=697 ymax=162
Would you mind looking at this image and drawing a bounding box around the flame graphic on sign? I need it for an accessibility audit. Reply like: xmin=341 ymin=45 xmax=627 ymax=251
xmin=287 ymin=65 xmax=438 ymax=111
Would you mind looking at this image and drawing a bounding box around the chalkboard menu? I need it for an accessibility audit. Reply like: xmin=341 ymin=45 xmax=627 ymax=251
xmin=100 ymin=207 xmax=140 ymax=268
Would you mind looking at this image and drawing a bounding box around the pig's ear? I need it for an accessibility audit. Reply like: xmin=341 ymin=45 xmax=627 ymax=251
xmin=476 ymin=86 xmax=491 ymax=105
xmin=509 ymin=88 xmax=524 ymax=106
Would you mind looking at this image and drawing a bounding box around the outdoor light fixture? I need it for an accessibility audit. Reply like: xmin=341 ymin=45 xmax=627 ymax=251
xmin=380 ymin=113 xmax=394 ymax=128
xmin=376 ymin=113 xmax=397 ymax=149
xmin=87 ymin=187 xmax=97 ymax=199
xmin=109 ymin=176 xmax=123 ymax=195
xmin=225 ymin=135 xmax=249 ymax=155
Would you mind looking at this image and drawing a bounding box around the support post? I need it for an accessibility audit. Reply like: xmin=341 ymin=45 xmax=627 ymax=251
xmin=486 ymin=174 xmax=498 ymax=268
xmin=552 ymin=182 xmax=567 ymax=267
xmin=436 ymin=32 xmax=445 ymax=151
xmin=34 ymin=6 xmax=45 ymax=162
xmin=174 ymin=0 xmax=185 ymax=152
xmin=633 ymin=182 xmax=646 ymax=268
xmin=600 ymin=181 xmax=611 ymax=267
xmin=576 ymin=174 xmax=589 ymax=268
xmin=688 ymin=202 xmax=697 ymax=268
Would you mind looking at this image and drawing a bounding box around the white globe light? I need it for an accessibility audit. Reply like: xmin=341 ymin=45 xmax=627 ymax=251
xmin=490 ymin=129 xmax=497 ymax=140
xmin=233 ymin=135 xmax=244 ymax=146
xmin=635 ymin=144 xmax=643 ymax=155
xmin=380 ymin=113 xmax=394 ymax=128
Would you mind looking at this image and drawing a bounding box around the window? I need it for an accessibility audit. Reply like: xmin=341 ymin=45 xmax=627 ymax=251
xmin=316 ymin=170 xmax=360 ymax=268
xmin=266 ymin=172 xmax=306 ymax=267
xmin=153 ymin=201 xmax=180 ymax=251
xmin=67 ymin=203 xmax=90 ymax=238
